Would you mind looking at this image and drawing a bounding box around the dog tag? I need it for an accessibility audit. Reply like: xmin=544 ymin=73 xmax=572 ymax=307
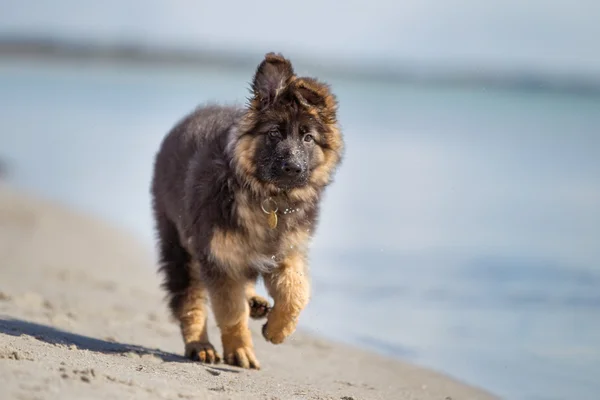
xmin=261 ymin=197 xmax=279 ymax=229
xmin=267 ymin=211 xmax=278 ymax=229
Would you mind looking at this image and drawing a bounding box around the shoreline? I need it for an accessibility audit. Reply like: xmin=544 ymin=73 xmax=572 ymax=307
xmin=0 ymin=184 xmax=498 ymax=399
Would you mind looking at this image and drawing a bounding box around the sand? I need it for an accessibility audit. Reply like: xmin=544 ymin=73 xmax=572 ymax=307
xmin=0 ymin=184 xmax=497 ymax=400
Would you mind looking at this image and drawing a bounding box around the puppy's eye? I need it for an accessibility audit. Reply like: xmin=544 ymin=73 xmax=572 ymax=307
xmin=268 ymin=129 xmax=280 ymax=139
xmin=303 ymin=134 xmax=314 ymax=143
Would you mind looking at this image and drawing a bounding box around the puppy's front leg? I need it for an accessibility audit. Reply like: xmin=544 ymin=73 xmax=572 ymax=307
xmin=262 ymin=252 xmax=310 ymax=344
xmin=209 ymin=277 xmax=260 ymax=369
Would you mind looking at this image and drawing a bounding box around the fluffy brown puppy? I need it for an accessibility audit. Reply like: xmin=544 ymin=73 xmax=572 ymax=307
xmin=150 ymin=52 xmax=344 ymax=369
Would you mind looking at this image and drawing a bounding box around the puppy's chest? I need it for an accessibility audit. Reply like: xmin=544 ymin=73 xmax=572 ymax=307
xmin=209 ymin=202 xmax=311 ymax=273
xmin=243 ymin=209 xmax=309 ymax=266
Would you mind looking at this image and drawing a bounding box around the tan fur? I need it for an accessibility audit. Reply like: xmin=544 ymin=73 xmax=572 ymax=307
xmin=232 ymin=131 xmax=259 ymax=176
xmin=208 ymin=229 xmax=258 ymax=279
xmin=228 ymin=123 xmax=281 ymax=198
xmin=262 ymin=252 xmax=310 ymax=344
xmin=177 ymin=262 xmax=220 ymax=363
xmin=208 ymin=279 xmax=260 ymax=369
xmin=209 ymin=192 xmax=312 ymax=277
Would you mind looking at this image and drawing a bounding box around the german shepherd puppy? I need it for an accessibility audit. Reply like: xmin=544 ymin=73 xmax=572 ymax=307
xmin=150 ymin=52 xmax=344 ymax=369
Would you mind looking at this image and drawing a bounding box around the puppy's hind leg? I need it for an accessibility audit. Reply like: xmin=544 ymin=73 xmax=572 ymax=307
xmin=245 ymin=280 xmax=271 ymax=320
xmin=155 ymin=211 xmax=219 ymax=363
xmin=178 ymin=263 xmax=220 ymax=363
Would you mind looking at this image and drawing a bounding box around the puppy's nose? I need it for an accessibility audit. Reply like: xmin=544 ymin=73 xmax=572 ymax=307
xmin=281 ymin=160 xmax=304 ymax=176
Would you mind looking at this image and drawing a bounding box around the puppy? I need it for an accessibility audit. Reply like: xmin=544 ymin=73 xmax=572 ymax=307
xmin=150 ymin=52 xmax=344 ymax=369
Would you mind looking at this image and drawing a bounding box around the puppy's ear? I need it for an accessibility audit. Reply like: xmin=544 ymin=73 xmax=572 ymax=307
xmin=295 ymin=78 xmax=338 ymax=124
xmin=252 ymin=52 xmax=295 ymax=108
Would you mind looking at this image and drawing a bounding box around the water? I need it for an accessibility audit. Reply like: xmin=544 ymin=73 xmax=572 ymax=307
xmin=1 ymin=59 xmax=599 ymax=400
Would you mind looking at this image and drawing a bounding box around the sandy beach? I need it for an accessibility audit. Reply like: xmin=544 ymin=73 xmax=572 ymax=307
xmin=0 ymin=184 xmax=497 ymax=400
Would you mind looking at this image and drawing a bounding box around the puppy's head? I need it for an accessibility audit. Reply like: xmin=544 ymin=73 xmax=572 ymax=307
xmin=232 ymin=53 xmax=344 ymax=200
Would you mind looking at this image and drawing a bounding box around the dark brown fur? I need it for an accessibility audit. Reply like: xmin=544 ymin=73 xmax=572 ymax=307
xmin=150 ymin=52 xmax=344 ymax=369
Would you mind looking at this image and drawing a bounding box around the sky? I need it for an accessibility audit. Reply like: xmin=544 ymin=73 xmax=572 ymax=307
xmin=1 ymin=0 xmax=600 ymax=77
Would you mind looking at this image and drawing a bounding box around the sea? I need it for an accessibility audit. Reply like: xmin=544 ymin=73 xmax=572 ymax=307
xmin=1 ymin=58 xmax=599 ymax=400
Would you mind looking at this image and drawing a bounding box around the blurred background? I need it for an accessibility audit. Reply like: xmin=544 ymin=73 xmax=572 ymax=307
xmin=1 ymin=1 xmax=599 ymax=399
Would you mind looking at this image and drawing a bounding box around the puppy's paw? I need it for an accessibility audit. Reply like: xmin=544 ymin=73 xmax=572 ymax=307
xmin=185 ymin=341 xmax=221 ymax=364
xmin=224 ymin=346 xmax=260 ymax=370
xmin=248 ymin=295 xmax=271 ymax=319
xmin=262 ymin=320 xmax=296 ymax=345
